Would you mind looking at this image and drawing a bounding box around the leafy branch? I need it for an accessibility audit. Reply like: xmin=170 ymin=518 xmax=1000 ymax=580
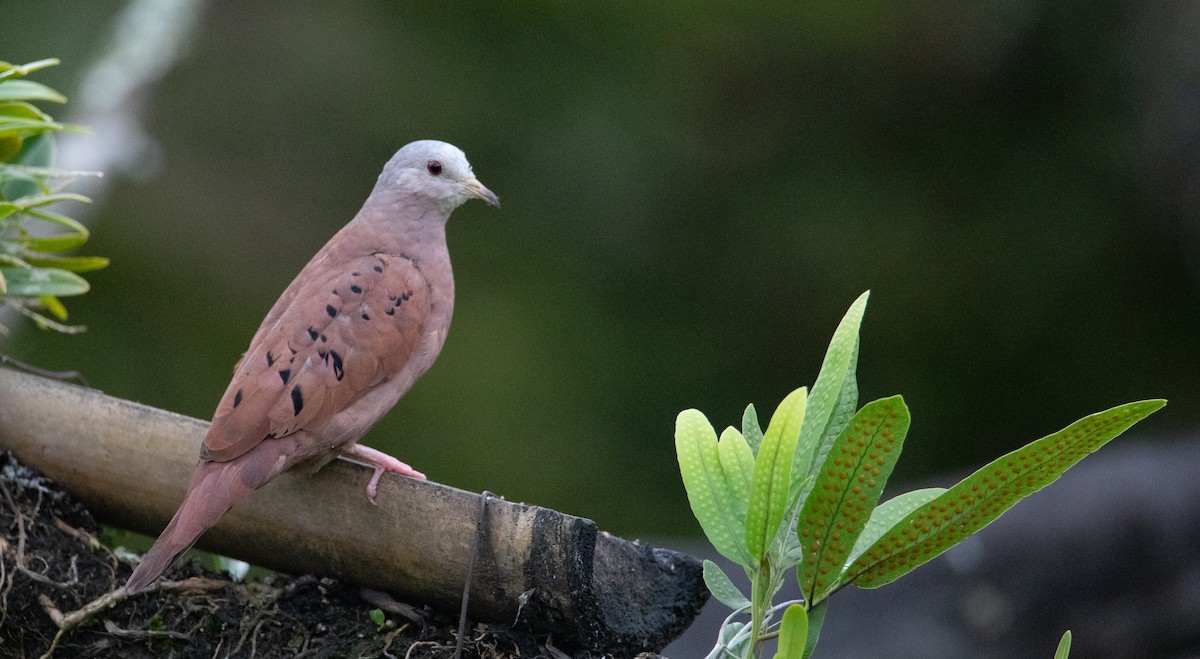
xmin=675 ymin=291 xmax=1164 ymax=658
xmin=0 ymin=58 xmax=108 ymax=335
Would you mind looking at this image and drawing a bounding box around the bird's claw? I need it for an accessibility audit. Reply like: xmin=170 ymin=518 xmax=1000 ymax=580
xmin=348 ymin=444 xmax=426 ymax=504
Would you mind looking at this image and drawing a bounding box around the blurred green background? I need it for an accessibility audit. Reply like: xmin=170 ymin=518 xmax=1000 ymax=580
xmin=3 ymin=1 xmax=1196 ymax=541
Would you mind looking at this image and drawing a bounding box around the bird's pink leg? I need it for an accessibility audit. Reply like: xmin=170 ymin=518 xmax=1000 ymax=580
xmin=345 ymin=444 xmax=427 ymax=504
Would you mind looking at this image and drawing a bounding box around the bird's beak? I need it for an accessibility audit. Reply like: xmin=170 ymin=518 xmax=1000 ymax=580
xmin=461 ymin=177 xmax=500 ymax=208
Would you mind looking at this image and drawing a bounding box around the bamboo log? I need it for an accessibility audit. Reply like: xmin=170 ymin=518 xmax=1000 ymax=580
xmin=0 ymin=367 xmax=706 ymax=653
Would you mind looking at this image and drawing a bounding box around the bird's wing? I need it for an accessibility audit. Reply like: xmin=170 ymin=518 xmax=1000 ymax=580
xmin=201 ymin=253 xmax=432 ymax=462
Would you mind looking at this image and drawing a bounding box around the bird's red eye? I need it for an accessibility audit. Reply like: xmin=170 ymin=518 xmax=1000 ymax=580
xmin=426 ymin=161 xmax=443 ymax=176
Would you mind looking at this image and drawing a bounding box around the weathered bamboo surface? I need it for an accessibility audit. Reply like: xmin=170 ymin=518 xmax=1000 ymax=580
xmin=0 ymin=367 xmax=705 ymax=653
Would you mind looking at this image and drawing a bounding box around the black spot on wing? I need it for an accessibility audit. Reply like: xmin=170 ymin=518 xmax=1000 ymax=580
xmin=362 ymin=313 xmax=370 ymax=321
xmin=291 ymin=386 xmax=303 ymax=415
xmin=330 ymin=351 xmax=344 ymax=381
xmin=350 ymin=285 xmax=362 ymax=294
xmin=233 ymin=389 xmax=243 ymax=408
xmin=373 ymin=265 xmax=383 ymax=273
xmin=308 ymin=327 xmax=319 ymax=341
xmin=385 ymin=308 xmax=395 ymax=316
xmin=392 ymin=290 xmax=413 ymax=307
xmin=279 ymin=369 xmax=291 ymax=385
xmin=266 ymin=351 xmax=275 ymax=367
xmin=326 ymin=304 xmax=337 ymax=318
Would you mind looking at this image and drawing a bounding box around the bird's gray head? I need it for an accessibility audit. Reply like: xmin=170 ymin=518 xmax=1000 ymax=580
xmin=376 ymin=140 xmax=499 ymax=213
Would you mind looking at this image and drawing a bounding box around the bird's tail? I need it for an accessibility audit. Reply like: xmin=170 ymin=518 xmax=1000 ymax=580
xmin=124 ymin=446 xmax=285 ymax=593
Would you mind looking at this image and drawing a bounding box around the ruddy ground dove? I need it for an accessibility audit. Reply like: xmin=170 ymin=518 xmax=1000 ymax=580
xmin=124 ymin=140 xmax=498 ymax=593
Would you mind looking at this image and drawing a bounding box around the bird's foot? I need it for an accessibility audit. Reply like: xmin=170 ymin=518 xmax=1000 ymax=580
xmin=345 ymin=444 xmax=426 ymax=505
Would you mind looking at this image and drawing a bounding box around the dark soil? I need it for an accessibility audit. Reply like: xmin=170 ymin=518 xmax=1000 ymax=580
xmin=0 ymin=453 xmax=625 ymax=659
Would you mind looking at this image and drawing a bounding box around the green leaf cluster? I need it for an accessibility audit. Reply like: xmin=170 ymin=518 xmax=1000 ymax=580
xmin=674 ymin=291 xmax=1163 ymax=658
xmin=0 ymin=58 xmax=107 ymax=335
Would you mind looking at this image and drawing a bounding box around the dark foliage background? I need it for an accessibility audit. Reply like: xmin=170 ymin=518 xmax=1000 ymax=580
xmin=4 ymin=1 xmax=1197 ymax=545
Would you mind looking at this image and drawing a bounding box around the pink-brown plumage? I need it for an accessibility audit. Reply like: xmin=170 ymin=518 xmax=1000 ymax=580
xmin=125 ymin=141 xmax=497 ymax=593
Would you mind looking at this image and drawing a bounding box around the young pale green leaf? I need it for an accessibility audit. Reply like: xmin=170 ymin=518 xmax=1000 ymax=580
xmin=17 ymin=207 xmax=90 ymax=253
xmin=1054 ymin=630 xmax=1072 ymax=659
xmin=809 ymin=344 xmax=859 ymax=477
xmin=0 ymin=102 xmax=63 ymax=140
xmin=0 ymin=101 xmax=53 ymax=123
xmin=25 ymin=208 xmax=89 ymax=234
xmin=702 ymin=559 xmax=750 ymax=610
xmin=712 ymin=621 xmax=749 ymax=659
xmin=0 ymin=267 xmax=89 ymax=297
xmin=0 ymin=201 xmax=20 ymax=220
xmin=676 ymin=410 xmax=752 ymax=566
xmin=7 ymin=301 xmax=84 ymax=333
xmin=368 ymin=608 xmax=385 ymax=628
xmin=39 ymin=294 xmax=68 ymax=320
xmin=0 ymin=117 xmax=62 ymax=140
xmin=745 ymin=387 xmax=807 ymax=562
xmin=10 ymin=131 xmax=53 ymax=169
xmin=848 ymin=400 xmax=1166 ymax=589
xmin=0 ymin=136 xmax=20 ymax=163
xmin=0 ymin=80 xmax=67 ymax=104
xmin=1 ymin=134 xmax=55 ymax=201
xmin=0 ymin=59 xmax=61 ymax=82
xmin=0 ymin=255 xmax=32 ymax=269
xmin=791 ymin=292 xmax=867 ymax=507
xmin=719 ymin=427 xmax=755 ymax=523
xmin=772 ymin=604 xmax=808 ymax=659
xmin=0 ymin=268 xmax=6 ymax=294
xmin=21 ymin=231 xmax=89 ymax=253
xmin=742 ymin=404 xmax=764 ymax=455
xmin=797 ymin=396 xmax=909 ymax=602
xmin=11 ymin=192 xmax=91 ymax=209
xmin=802 ymin=600 xmax=827 ymax=659
xmin=845 ymin=487 xmax=945 ymax=569
xmin=21 ymin=255 xmax=109 ymax=274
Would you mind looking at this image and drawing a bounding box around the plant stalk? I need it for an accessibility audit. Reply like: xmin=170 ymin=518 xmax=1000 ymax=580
xmin=749 ymin=560 xmax=772 ymax=657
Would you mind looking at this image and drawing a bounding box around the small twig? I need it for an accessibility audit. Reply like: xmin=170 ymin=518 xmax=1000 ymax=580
xmin=454 ymin=491 xmax=490 ymax=659
xmin=155 ymin=576 xmax=231 ymax=594
xmin=233 ymin=609 xmax=266 ymax=656
xmin=0 ymin=164 xmax=103 ymax=180
xmin=0 ymin=481 xmax=76 ymax=588
xmin=0 ymin=353 xmax=88 ymax=386
xmin=0 ymin=538 xmax=9 ymax=624
xmin=381 ymin=623 xmax=410 ymax=659
xmin=249 ymin=617 xmax=267 ymax=659
xmin=102 ymin=618 xmax=192 ymax=640
xmin=36 ymin=578 xmax=229 ymax=659
xmin=183 ymin=593 xmax=225 ymax=616
xmin=38 ymin=594 xmax=65 ymax=627
xmin=52 ymin=516 xmax=119 ymax=575
xmin=404 ymin=641 xmax=438 ymax=659
xmin=39 ymin=587 xmax=119 ymax=635
xmin=544 ymin=636 xmax=571 ymax=659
